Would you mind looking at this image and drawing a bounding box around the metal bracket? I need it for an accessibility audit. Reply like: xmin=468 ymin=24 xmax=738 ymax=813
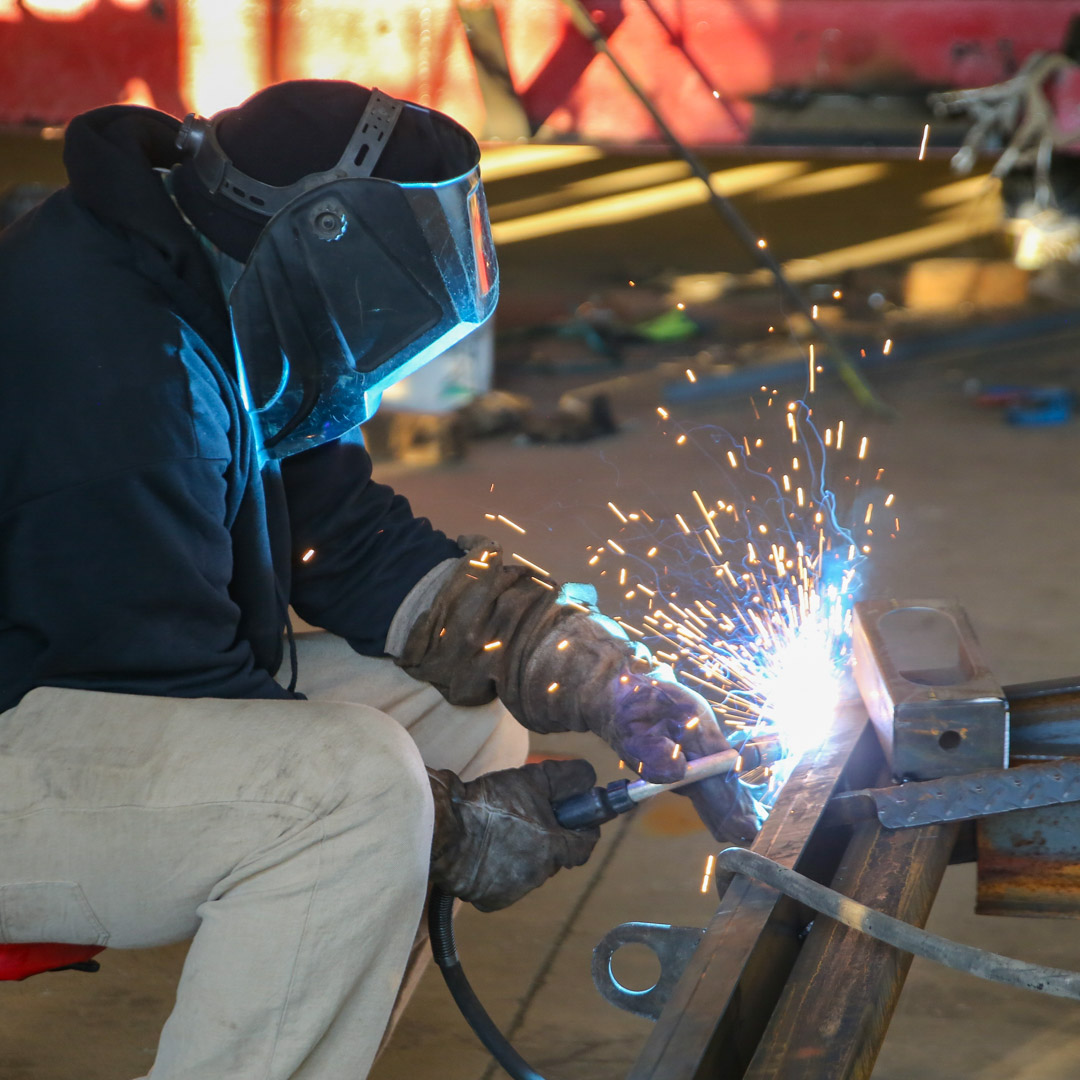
xmin=592 ymin=922 xmax=705 ymax=1021
xmin=828 ymin=757 xmax=1080 ymax=829
xmin=852 ymin=599 xmax=1008 ymax=781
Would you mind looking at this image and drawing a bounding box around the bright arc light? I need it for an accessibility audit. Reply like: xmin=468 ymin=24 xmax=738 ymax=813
xmin=758 ymin=620 xmax=842 ymax=761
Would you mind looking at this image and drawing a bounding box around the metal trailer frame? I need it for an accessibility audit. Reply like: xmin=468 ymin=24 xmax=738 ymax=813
xmin=622 ymin=703 xmax=961 ymax=1080
xmin=598 ymin=602 xmax=1080 ymax=1080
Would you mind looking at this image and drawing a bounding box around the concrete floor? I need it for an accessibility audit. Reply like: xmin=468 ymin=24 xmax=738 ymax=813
xmin=376 ymin=340 xmax=1080 ymax=1080
xmin=6 ymin=337 xmax=1080 ymax=1078
xmin=4 ymin=138 xmax=1080 ymax=1077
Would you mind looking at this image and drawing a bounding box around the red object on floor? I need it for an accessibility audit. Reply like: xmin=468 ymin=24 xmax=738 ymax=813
xmin=0 ymin=943 xmax=104 ymax=981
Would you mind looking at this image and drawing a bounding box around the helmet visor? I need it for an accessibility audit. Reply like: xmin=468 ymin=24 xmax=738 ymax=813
xmin=229 ymin=166 xmax=498 ymax=458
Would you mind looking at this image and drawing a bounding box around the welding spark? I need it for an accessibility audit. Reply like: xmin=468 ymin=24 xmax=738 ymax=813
xmin=498 ymin=514 xmax=527 ymax=535
xmin=512 ymin=553 xmax=550 ymax=576
xmin=578 ymin=399 xmax=886 ymax=820
xmin=701 ymin=853 xmax=716 ymax=893
xmin=474 ymin=393 xmax=889 ymax=827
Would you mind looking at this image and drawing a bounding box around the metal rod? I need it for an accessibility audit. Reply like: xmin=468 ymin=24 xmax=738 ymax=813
xmin=556 ymin=0 xmax=891 ymax=416
xmin=718 ymin=846 xmax=1080 ymax=1001
xmin=627 ymin=736 xmax=783 ymax=804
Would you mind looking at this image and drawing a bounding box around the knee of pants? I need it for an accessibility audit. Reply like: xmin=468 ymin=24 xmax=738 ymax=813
xmin=459 ymin=700 xmax=530 ymax=781
xmin=300 ymin=702 xmax=434 ymax=849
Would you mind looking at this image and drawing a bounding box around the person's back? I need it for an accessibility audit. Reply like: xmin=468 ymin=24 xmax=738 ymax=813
xmin=0 ymin=115 xmax=285 ymax=713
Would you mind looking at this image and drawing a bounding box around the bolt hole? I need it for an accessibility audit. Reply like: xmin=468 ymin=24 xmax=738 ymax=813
xmin=609 ymin=943 xmax=661 ymax=993
xmin=939 ymin=730 xmax=962 ymax=750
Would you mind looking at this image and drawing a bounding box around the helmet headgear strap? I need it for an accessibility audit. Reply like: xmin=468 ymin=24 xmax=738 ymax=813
xmin=175 ymin=89 xmax=405 ymax=218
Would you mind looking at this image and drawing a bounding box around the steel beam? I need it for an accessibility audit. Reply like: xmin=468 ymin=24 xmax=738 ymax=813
xmin=628 ymin=702 xmax=870 ymax=1080
xmin=979 ymin=678 xmax=1080 ymax=917
xmin=740 ymin=814 xmax=958 ymax=1080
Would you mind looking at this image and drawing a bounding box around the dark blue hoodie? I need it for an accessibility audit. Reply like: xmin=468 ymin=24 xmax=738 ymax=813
xmin=0 ymin=104 xmax=461 ymax=713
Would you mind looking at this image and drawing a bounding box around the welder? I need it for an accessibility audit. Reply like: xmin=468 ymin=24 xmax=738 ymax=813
xmin=0 ymin=79 xmax=755 ymax=1079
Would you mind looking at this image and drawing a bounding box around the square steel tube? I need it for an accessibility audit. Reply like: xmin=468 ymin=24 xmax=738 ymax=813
xmin=852 ymin=599 xmax=1008 ymax=781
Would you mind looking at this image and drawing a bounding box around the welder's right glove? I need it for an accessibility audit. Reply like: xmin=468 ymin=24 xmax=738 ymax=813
xmin=428 ymin=758 xmax=601 ymax=912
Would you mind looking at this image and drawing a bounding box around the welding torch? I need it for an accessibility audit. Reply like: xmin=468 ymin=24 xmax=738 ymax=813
xmin=430 ymin=733 xmax=785 ymax=1080
xmin=551 ymin=734 xmax=784 ymax=830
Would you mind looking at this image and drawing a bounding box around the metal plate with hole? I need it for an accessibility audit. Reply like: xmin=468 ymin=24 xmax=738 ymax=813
xmin=592 ymin=922 xmax=705 ymax=1021
xmin=852 ymin=599 xmax=1008 ymax=780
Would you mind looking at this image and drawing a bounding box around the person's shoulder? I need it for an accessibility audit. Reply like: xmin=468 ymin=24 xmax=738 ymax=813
xmin=0 ymin=188 xmax=174 ymax=342
xmin=0 ymin=197 xmax=235 ymax=502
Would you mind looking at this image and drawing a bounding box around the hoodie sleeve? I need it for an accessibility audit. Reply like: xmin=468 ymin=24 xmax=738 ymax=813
xmin=281 ymin=435 xmax=463 ymax=655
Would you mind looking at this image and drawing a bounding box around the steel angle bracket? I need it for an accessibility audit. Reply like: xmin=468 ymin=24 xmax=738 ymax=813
xmin=592 ymin=922 xmax=706 ymax=1021
xmin=827 ymin=757 xmax=1080 ymax=829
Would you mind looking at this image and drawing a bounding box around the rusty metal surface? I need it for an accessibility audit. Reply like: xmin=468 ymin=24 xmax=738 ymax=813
xmin=1005 ymin=677 xmax=1080 ymax=760
xmin=627 ymin=701 xmax=870 ymax=1080
xmin=852 ymin=599 xmax=1007 ymax=781
xmin=624 ymin=622 xmax=1080 ymax=1078
xmin=976 ymin=679 xmax=1080 ymax=918
xmin=977 ymin=804 xmax=1080 ymax=918
xmin=741 ymin=814 xmax=959 ymax=1080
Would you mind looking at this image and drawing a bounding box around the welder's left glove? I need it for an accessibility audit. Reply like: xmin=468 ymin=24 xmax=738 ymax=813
xmin=393 ymin=538 xmax=759 ymax=844
xmin=428 ymin=759 xmax=601 ymax=912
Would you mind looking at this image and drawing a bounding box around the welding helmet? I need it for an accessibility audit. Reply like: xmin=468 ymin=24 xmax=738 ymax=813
xmin=174 ymin=82 xmax=498 ymax=458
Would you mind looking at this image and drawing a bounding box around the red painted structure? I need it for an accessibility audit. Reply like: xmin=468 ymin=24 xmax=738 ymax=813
xmin=1 ymin=1 xmax=1078 ymax=148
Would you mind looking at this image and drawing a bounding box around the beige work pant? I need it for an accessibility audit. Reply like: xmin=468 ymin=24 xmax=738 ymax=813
xmin=0 ymin=632 xmax=528 ymax=1080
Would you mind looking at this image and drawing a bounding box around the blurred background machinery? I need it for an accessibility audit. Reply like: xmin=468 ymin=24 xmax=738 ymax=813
xmin=5 ymin=2 xmax=1080 ymax=437
xmin=1 ymin=0 xmax=1079 ymax=152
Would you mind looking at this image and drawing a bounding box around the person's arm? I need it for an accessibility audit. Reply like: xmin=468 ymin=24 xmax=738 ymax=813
xmin=281 ymin=436 xmax=462 ymax=655
xmin=393 ymin=538 xmax=760 ymax=845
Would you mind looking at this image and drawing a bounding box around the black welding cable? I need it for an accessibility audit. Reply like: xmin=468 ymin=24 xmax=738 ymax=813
xmin=428 ymin=886 xmax=547 ymax=1080
xmin=717 ymin=847 xmax=1080 ymax=1000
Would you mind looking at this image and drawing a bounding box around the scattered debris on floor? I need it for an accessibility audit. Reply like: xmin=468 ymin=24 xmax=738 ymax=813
xmin=363 ymin=390 xmax=620 ymax=463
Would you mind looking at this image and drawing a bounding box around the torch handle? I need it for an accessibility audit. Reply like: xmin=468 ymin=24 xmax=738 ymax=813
xmin=553 ymin=780 xmax=635 ymax=830
xmin=553 ymin=735 xmax=784 ymax=831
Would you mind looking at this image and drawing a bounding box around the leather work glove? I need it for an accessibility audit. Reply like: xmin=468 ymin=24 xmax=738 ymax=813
xmin=428 ymin=758 xmax=601 ymax=911
xmin=397 ymin=539 xmax=759 ymax=844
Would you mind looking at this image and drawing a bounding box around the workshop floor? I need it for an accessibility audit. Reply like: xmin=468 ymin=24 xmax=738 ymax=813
xmin=5 ymin=340 xmax=1080 ymax=1079
xmin=4 ymin=140 xmax=1080 ymax=1078
xmin=377 ymin=342 xmax=1080 ymax=1080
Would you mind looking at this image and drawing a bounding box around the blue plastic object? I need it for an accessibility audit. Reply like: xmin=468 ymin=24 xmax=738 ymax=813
xmin=1003 ymin=387 xmax=1074 ymax=426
